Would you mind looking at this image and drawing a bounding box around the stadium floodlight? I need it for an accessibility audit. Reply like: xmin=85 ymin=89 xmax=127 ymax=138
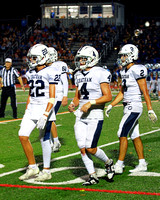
xmin=145 ymin=21 xmax=150 ymax=27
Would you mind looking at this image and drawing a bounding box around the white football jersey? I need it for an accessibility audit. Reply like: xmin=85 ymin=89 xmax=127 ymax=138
xmin=25 ymin=66 xmax=60 ymax=120
xmin=26 ymin=66 xmax=60 ymax=104
xmin=74 ymin=66 xmax=111 ymax=119
xmin=120 ymin=64 xmax=147 ymax=102
xmin=49 ymin=61 xmax=68 ymax=101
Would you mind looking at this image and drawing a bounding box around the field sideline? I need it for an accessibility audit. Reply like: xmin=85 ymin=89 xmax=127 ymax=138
xmin=0 ymin=120 xmax=160 ymax=197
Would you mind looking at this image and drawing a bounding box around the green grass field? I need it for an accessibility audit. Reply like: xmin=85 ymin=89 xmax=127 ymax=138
xmin=0 ymin=89 xmax=160 ymax=200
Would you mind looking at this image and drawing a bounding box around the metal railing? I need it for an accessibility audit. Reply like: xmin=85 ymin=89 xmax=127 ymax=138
xmin=0 ymin=24 xmax=37 ymax=65
xmin=101 ymin=26 xmax=123 ymax=58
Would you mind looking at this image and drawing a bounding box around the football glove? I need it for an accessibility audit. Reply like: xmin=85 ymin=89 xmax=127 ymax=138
xmin=148 ymin=110 xmax=157 ymax=123
xmin=105 ymin=105 xmax=112 ymax=117
xmin=37 ymin=115 xmax=48 ymax=129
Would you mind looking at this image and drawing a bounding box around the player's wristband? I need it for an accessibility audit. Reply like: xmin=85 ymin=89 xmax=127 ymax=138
xmin=70 ymin=101 xmax=75 ymax=105
xmin=44 ymin=111 xmax=49 ymax=116
xmin=90 ymin=100 xmax=96 ymax=105
xmin=48 ymin=98 xmax=55 ymax=104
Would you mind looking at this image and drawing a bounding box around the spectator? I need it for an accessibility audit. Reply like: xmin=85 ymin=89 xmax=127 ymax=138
xmin=21 ymin=18 xmax=27 ymax=32
xmin=119 ymin=20 xmax=160 ymax=64
xmin=50 ymin=10 xmax=55 ymax=18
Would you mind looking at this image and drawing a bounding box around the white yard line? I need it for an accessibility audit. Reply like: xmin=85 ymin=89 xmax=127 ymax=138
xmin=0 ymin=128 xmax=159 ymax=178
xmin=0 ymin=99 xmax=158 ymax=124
xmin=0 ymin=100 xmax=159 ymax=177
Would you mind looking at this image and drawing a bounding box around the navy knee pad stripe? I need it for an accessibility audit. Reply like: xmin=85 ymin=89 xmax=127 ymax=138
xmin=43 ymin=121 xmax=52 ymax=141
xmin=91 ymin=120 xmax=103 ymax=148
xmin=120 ymin=112 xmax=140 ymax=137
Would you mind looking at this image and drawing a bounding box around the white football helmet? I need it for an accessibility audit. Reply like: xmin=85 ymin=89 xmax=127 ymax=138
xmin=74 ymin=46 xmax=99 ymax=70
xmin=27 ymin=44 xmax=49 ymax=70
xmin=145 ymin=63 xmax=150 ymax=69
xmin=154 ymin=63 xmax=159 ymax=69
xmin=118 ymin=44 xmax=139 ymax=67
xmin=47 ymin=47 xmax=58 ymax=64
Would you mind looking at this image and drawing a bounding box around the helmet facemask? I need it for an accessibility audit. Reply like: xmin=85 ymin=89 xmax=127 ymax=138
xmin=118 ymin=53 xmax=131 ymax=67
xmin=47 ymin=47 xmax=58 ymax=64
xmin=117 ymin=44 xmax=139 ymax=67
xmin=75 ymin=55 xmax=93 ymax=70
xmin=74 ymin=46 xmax=99 ymax=70
xmin=27 ymin=44 xmax=49 ymax=70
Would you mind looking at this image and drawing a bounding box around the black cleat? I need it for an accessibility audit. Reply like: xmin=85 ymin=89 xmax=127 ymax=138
xmin=82 ymin=174 xmax=99 ymax=186
xmin=105 ymin=159 xmax=115 ymax=180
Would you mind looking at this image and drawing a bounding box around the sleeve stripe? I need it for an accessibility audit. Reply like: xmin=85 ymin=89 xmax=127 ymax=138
xmin=100 ymin=81 xmax=110 ymax=84
xmin=49 ymin=82 xmax=58 ymax=85
xmin=136 ymin=77 xmax=146 ymax=80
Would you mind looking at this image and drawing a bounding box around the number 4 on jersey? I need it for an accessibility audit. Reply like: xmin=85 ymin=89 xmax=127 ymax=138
xmin=80 ymin=83 xmax=89 ymax=99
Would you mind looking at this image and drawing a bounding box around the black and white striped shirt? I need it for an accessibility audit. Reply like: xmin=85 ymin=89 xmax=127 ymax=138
xmin=0 ymin=67 xmax=19 ymax=87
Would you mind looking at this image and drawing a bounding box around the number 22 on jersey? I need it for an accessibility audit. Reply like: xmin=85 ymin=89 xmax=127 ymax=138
xmin=29 ymin=80 xmax=45 ymax=97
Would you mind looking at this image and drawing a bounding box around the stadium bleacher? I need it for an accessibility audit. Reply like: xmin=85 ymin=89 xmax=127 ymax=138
xmin=0 ymin=13 xmax=160 ymax=82
xmin=118 ymin=19 xmax=160 ymax=64
xmin=0 ymin=19 xmax=121 ymax=70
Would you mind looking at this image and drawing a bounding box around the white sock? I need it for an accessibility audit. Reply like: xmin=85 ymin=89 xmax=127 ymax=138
xmin=139 ymin=159 xmax=146 ymax=165
xmin=40 ymin=139 xmax=52 ymax=169
xmin=43 ymin=169 xmax=50 ymax=174
xmin=54 ymin=137 xmax=59 ymax=143
xmin=117 ymin=160 xmax=124 ymax=167
xmin=81 ymin=153 xmax=95 ymax=174
xmin=29 ymin=164 xmax=37 ymax=169
xmin=94 ymin=148 xmax=109 ymax=163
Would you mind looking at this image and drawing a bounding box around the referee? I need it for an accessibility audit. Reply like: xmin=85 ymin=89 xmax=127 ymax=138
xmin=0 ymin=58 xmax=25 ymax=119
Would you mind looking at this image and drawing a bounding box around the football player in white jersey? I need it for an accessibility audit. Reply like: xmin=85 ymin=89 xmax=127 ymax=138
xmin=68 ymin=46 xmax=114 ymax=185
xmin=18 ymin=44 xmax=60 ymax=181
xmin=105 ymin=44 xmax=157 ymax=174
xmin=47 ymin=47 xmax=68 ymax=152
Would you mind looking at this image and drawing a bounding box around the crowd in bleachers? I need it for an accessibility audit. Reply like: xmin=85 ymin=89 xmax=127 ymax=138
xmin=0 ymin=18 xmax=28 ymax=53
xmin=1 ymin=17 xmax=160 ymax=89
xmin=0 ymin=24 xmax=22 ymax=52
xmin=0 ymin=18 xmax=118 ymax=69
xmin=119 ymin=19 xmax=160 ymax=64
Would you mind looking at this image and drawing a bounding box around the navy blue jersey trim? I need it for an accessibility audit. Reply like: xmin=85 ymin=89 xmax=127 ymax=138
xmin=49 ymin=82 xmax=58 ymax=85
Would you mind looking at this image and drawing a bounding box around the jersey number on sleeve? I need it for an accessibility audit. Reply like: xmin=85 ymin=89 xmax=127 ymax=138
xmin=140 ymin=69 xmax=144 ymax=77
xmin=54 ymin=74 xmax=61 ymax=81
xmin=29 ymin=80 xmax=45 ymax=97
